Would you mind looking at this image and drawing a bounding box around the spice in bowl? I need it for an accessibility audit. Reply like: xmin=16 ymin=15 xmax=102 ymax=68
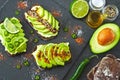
xmin=102 ymin=5 xmax=119 ymax=21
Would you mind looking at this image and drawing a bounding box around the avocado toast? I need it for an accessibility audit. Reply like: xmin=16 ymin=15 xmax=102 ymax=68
xmin=0 ymin=17 xmax=28 ymax=55
xmin=24 ymin=5 xmax=60 ymax=40
xmin=32 ymin=42 xmax=71 ymax=68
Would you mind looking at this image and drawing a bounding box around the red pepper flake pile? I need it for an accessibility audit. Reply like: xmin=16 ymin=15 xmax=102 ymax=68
xmin=63 ymin=25 xmax=84 ymax=45
xmin=75 ymin=37 xmax=84 ymax=45
xmin=0 ymin=53 xmax=5 ymax=61
xmin=24 ymin=53 xmax=33 ymax=60
xmin=17 ymin=1 xmax=28 ymax=9
xmin=51 ymin=9 xmax=62 ymax=17
xmin=44 ymin=75 xmax=58 ymax=80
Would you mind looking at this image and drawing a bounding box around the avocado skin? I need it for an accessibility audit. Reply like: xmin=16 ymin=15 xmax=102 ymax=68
xmin=90 ymin=23 xmax=120 ymax=54
xmin=32 ymin=42 xmax=71 ymax=68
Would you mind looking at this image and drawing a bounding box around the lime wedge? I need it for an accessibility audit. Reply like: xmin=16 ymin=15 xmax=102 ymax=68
xmin=70 ymin=0 xmax=89 ymax=18
xmin=4 ymin=18 xmax=19 ymax=33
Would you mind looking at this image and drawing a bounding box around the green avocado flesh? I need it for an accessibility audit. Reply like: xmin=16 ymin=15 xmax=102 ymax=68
xmin=0 ymin=17 xmax=28 ymax=55
xmin=32 ymin=42 xmax=71 ymax=68
xmin=24 ymin=5 xmax=60 ymax=39
xmin=90 ymin=23 xmax=120 ymax=54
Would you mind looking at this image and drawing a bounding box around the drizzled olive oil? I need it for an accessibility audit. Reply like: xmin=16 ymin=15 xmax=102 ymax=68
xmin=86 ymin=11 xmax=104 ymax=28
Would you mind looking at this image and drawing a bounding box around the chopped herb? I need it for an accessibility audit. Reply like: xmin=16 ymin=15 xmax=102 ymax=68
xmin=34 ymin=75 xmax=40 ymax=80
xmin=63 ymin=27 xmax=69 ymax=32
xmin=23 ymin=60 xmax=30 ymax=67
xmin=71 ymin=33 xmax=77 ymax=39
xmin=15 ymin=10 xmax=20 ymax=15
xmin=34 ymin=38 xmax=39 ymax=43
xmin=16 ymin=64 xmax=22 ymax=69
xmin=30 ymin=30 xmax=34 ymax=34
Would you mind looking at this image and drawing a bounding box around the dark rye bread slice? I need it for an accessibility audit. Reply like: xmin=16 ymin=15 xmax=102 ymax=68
xmin=87 ymin=54 xmax=120 ymax=80
xmin=24 ymin=5 xmax=60 ymax=40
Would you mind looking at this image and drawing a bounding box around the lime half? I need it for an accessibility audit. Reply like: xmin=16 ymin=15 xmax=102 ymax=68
xmin=71 ymin=0 xmax=89 ymax=18
xmin=4 ymin=18 xmax=19 ymax=33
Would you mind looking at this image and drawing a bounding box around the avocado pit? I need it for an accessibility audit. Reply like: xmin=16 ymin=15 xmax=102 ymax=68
xmin=97 ymin=28 xmax=115 ymax=45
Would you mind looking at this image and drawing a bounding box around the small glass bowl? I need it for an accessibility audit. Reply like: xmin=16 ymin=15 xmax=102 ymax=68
xmin=102 ymin=5 xmax=119 ymax=21
xmin=89 ymin=0 xmax=106 ymax=10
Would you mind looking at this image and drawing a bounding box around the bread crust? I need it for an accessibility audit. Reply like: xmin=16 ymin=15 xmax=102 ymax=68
xmin=87 ymin=54 xmax=120 ymax=80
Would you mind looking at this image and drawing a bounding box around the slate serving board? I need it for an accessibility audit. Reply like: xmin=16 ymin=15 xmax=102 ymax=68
xmin=0 ymin=0 xmax=120 ymax=80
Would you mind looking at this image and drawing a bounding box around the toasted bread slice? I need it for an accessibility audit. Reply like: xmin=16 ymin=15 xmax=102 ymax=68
xmin=0 ymin=17 xmax=28 ymax=55
xmin=24 ymin=5 xmax=60 ymax=40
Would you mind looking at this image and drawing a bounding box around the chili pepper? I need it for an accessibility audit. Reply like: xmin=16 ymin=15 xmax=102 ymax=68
xmin=63 ymin=27 xmax=69 ymax=32
xmin=23 ymin=60 xmax=30 ymax=67
xmin=16 ymin=64 xmax=22 ymax=69
xmin=71 ymin=33 xmax=77 ymax=39
xmin=70 ymin=55 xmax=98 ymax=80
xmin=33 ymin=38 xmax=39 ymax=43
xmin=15 ymin=10 xmax=20 ymax=15
xmin=34 ymin=75 xmax=40 ymax=80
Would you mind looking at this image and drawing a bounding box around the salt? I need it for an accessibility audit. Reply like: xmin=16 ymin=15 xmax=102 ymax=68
xmin=89 ymin=0 xmax=106 ymax=10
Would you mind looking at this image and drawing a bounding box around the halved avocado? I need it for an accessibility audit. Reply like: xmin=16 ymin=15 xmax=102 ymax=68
xmin=90 ymin=23 xmax=120 ymax=54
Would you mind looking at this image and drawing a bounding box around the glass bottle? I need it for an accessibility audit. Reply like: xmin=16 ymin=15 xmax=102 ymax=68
xmin=86 ymin=10 xmax=106 ymax=28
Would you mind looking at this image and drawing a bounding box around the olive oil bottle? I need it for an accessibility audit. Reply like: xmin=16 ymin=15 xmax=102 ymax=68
xmin=86 ymin=11 xmax=104 ymax=28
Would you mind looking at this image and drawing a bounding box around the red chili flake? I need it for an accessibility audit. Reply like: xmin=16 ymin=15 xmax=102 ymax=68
xmin=51 ymin=9 xmax=62 ymax=17
xmin=75 ymin=37 xmax=84 ymax=45
xmin=73 ymin=25 xmax=82 ymax=32
xmin=0 ymin=53 xmax=5 ymax=61
xmin=45 ymin=75 xmax=58 ymax=80
xmin=17 ymin=1 xmax=28 ymax=9
xmin=24 ymin=53 xmax=33 ymax=60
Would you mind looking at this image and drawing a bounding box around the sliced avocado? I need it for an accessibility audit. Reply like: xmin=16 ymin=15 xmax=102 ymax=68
xmin=52 ymin=17 xmax=56 ymax=29
xmin=90 ymin=23 xmax=120 ymax=54
xmin=32 ymin=21 xmax=42 ymax=25
xmin=32 ymin=42 xmax=71 ymax=68
xmin=25 ymin=5 xmax=60 ymax=39
xmin=32 ymin=45 xmax=46 ymax=68
xmin=48 ymin=13 xmax=53 ymax=25
xmin=9 ymin=37 xmax=27 ymax=55
xmin=43 ymin=10 xmax=49 ymax=20
xmin=52 ymin=45 xmax=64 ymax=66
xmin=33 ymin=45 xmax=52 ymax=68
xmin=36 ymin=6 xmax=44 ymax=17
xmin=24 ymin=13 xmax=37 ymax=22
xmin=46 ymin=43 xmax=57 ymax=65
xmin=40 ymin=45 xmax=52 ymax=68
xmin=10 ymin=17 xmax=22 ymax=28
xmin=57 ymin=43 xmax=71 ymax=62
xmin=6 ymin=42 xmax=15 ymax=54
xmin=33 ymin=24 xmax=46 ymax=30
xmin=55 ymin=20 xmax=59 ymax=30
xmin=37 ymin=28 xmax=50 ymax=33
